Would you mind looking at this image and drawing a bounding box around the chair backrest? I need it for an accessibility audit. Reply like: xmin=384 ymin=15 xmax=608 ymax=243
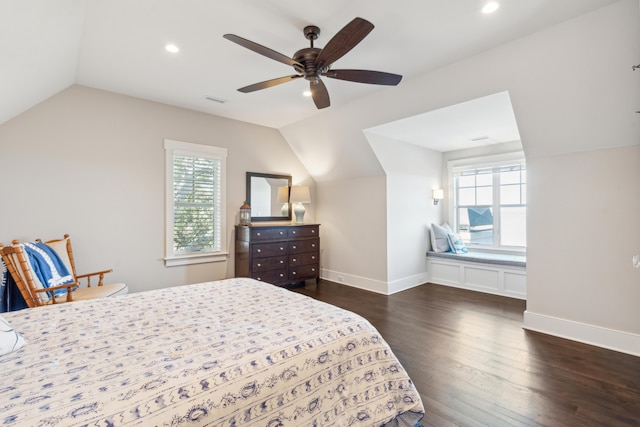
xmin=41 ymin=234 xmax=77 ymax=278
xmin=0 ymin=241 xmax=50 ymax=307
xmin=468 ymin=207 xmax=494 ymax=228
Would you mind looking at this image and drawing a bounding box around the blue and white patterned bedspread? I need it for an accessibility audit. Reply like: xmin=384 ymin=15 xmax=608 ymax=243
xmin=0 ymin=278 xmax=424 ymax=426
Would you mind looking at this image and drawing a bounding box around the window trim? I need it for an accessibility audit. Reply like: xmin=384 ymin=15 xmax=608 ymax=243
xmin=164 ymin=139 xmax=228 ymax=267
xmin=448 ymin=152 xmax=526 ymax=253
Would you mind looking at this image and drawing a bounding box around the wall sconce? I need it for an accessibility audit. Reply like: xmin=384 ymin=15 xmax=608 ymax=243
xmin=289 ymin=185 xmax=311 ymax=224
xmin=432 ymin=189 xmax=444 ymax=206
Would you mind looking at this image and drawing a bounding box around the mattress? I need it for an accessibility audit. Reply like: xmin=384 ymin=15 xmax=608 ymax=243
xmin=0 ymin=278 xmax=424 ymax=426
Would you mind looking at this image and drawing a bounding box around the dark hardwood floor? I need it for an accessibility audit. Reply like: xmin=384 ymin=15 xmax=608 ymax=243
xmin=293 ymin=280 xmax=640 ymax=427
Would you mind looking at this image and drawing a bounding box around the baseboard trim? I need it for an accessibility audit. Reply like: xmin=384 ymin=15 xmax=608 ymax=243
xmin=320 ymin=269 xmax=424 ymax=295
xmin=388 ymin=273 xmax=427 ymax=294
xmin=321 ymin=269 xmax=388 ymax=294
xmin=523 ymin=311 xmax=640 ymax=357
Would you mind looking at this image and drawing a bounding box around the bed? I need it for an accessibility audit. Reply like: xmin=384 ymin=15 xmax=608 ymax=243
xmin=0 ymin=278 xmax=424 ymax=426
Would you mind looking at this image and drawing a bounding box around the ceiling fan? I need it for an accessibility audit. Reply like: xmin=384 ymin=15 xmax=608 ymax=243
xmin=223 ymin=17 xmax=402 ymax=109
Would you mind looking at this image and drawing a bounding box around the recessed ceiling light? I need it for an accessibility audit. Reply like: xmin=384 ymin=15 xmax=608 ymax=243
xmin=303 ymin=90 xmax=312 ymax=97
xmin=482 ymin=2 xmax=499 ymax=14
xmin=165 ymin=44 xmax=180 ymax=53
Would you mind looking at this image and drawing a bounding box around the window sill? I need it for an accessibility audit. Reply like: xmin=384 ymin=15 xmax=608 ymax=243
xmin=164 ymin=252 xmax=229 ymax=267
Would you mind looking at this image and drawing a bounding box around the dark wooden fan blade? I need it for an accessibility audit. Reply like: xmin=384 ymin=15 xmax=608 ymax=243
xmin=325 ymin=69 xmax=403 ymax=86
xmin=315 ymin=17 xmax=374 ymax=69
xmin=310 ymin=80 xmax=330 ymax=109
xmin=238 ymin=75 xmax=302 ymax=93
xmin=223 ymin=34 xmax=302 ymax=68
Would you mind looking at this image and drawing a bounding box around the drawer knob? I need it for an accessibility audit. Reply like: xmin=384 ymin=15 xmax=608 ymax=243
xmin=292 ymin=231 xmax=296 ymax=234
xmin=280 ymin=247 xmax=284 ymax=251
xmin=257 ymin=249 xmax=261 ymax=253
xmin=312 ymin=256 xmax=316 ymax=260
xmin=257 ymin=277 xmax=262 ymax=280
xmin=312 ymin=268 xmax=315 ymax=272
xmin=292 ymin=272 xmax=297 ymax=275
xmin=279 ymin=273 xmax=284 ymax=277
xmin=312 ymin=244 xmax=316 ymax=248
xmin=257 ymin=263 xmax=262 ymax=267
xmin=280 ymin=260 xmax=284 ymax=264
xmin=280 ymin=231 xmax=284 ymax=235
xmin=292 ymin=245 xmax=297 ymax=249
xmin=292 ymin=258 xmax=297 ymax=262
xmin=257 ymin=232 xmax=261 ymax=236
xmin=312 ymin=230 xmax=315 ymax=233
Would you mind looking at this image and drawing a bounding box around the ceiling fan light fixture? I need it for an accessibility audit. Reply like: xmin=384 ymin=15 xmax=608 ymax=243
xmin=303 ymin=90 xmax=312 ymax=97
xmin=224 ymin=17 xmax=402 ymax=109
xmin=482 ymin=2 xmax=500 ymax=14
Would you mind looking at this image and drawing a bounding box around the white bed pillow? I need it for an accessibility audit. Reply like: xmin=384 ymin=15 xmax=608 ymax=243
xmin=0 ymin=315 xmax=27 ymax=356
xmin=430 ymin=223 xmax=453 ymax=252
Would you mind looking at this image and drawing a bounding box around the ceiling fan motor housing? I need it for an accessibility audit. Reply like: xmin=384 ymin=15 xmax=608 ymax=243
xmin=293 ymin=47 xmax=323 ymax=81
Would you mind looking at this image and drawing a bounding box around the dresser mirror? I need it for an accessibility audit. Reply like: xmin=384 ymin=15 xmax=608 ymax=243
xmin=246 ymin=172 xmax=292 ymax=221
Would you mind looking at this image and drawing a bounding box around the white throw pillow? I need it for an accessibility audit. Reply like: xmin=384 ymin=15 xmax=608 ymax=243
xmin=430 ymin=223 xmax=453 ymax=253
xmin=0 ymin=315 xmax=27 ymax=356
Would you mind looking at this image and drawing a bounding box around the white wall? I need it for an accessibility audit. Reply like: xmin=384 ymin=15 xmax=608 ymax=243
xmin=315 ymin=176 xmax=388 ymax=293
xmin=367 ymin=134 xmax=443 ymax=293
xmin=525 ymin=145 xmax=640 ymax=354
xmin=0 ymin=85 xmax=313 ymax=293
xmin=281 ymin=0 xmax=640 ymax=353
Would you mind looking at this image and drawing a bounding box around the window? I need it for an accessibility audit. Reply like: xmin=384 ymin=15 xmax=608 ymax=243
xmin=164 ymin=139 xmax=227 ymax=266
xmin=450 ymin=154 xmax=526 ymax=250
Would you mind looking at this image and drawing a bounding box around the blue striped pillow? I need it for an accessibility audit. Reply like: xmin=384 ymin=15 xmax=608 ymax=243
xmin=447 ymin=233 xmax=468 ymax=254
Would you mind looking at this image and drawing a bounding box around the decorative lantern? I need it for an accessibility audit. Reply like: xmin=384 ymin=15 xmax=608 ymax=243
xmin=239 ymin=201 xmax=251 ymax=225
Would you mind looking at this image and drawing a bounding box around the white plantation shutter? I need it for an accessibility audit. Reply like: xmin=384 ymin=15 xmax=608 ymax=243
xmin=164 ymin=139 xmax=227 ymax=266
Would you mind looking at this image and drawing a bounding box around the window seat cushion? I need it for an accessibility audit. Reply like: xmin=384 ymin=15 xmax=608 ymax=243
xmin=426 ymin=250 xmax=526 ymax=268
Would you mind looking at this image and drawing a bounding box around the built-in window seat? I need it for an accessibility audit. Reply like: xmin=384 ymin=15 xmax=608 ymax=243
xmin=426 ymin=250 xmax=526 ymax=299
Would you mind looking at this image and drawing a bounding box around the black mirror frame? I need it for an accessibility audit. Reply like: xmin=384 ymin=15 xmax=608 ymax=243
xmin=246 ymin=172 xmax=292 ymax=222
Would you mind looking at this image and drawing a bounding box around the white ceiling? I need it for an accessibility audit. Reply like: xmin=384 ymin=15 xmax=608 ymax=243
xmin=365 ymin=91 xmax=521 ymax=152
xmin=2 ymin=0 xmax=621 ymax=134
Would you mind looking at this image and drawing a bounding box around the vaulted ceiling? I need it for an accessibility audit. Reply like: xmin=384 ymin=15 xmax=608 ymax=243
xmin=3 ymin=0 xmax=621 ymax=132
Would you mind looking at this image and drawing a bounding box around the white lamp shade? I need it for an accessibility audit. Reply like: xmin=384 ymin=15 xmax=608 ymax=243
xmin=276 ymin=186 xmax=290 ymax=203
xmin=290 ymin=185 xmax=311 ymax=203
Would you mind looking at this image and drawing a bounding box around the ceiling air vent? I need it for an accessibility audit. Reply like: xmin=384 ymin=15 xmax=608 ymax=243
xmin=204 ymin=96 xmax=228 ymax=104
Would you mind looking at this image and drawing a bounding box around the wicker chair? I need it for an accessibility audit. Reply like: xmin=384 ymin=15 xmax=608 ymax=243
xmin=0 ymin=234 xmax=128 ymax=308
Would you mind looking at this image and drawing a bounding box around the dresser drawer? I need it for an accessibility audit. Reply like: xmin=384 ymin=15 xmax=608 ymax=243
xmin=235 ymin=224 xmax=320 ymax=286
xmin=250 ymin=227 xmax=288 ymax=241
xmin=288 ymin=225 xmax=319 ymax=238
xmin=289 ymin=264 xmax=319 ymax=281
xmin=289 ymin=238 xmax=319 ymax=254
xmin=252 ymin=256 xmax=287 ymax=272
xmin=254 ymin=268 xmax=288 ymax=284
xmin=289 ymin=251 xmax=319 ymax=266
xmin=252 ymin=242 xmax=287 ymax=258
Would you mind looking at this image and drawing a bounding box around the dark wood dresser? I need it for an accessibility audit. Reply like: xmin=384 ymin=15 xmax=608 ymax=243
xmin=235 ymin=224 xmax=320 ymax=286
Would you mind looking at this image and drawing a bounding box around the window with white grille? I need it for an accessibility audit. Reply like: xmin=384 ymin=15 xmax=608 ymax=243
xmin=164 ymin=139 xmax=227 ymax=266
xmin=450 ymin=155 xmax=526 ymax=249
